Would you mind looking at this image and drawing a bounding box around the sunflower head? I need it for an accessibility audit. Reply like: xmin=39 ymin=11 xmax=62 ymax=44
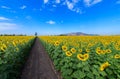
xmin=86 ymin=49 xmax=90 ymax=53
xmin=84 ymin=53 xmax=89 ymax=59
xmin=13 ymin=41 xmax=16 ymax=47
xmin=100 ymin=62 xmax=110 ymax=71
xmin=96 ymin=47 xmax=101 ymax=50
xmin=77 ymin=53 xmax=89 ymax=61
xmin=96 ymin=49 xmax=102 ymax=55
xmin=54 ymin=41 xmax=60 ymax=46
xmin=1 ymin=46 xmax=5 ymax=52
xmin=70 ymin=48 xmax=76 ymax=53
xmin=3 ymin=44 xmax=7 ymax=49
xmin=79 ymin=49 xmax=82 ymax=53
xmin=77 ymin=54 xmax=84 ymax=61
xmin=106 ymin=49 xmax=112 ymax=53
xmin=62 ymin=45 xmax=67 ymax=51
xmin=65 ymin=51 xmax=72 ymax=56
xmin=114 ymin=54 xmax=120 ymax=59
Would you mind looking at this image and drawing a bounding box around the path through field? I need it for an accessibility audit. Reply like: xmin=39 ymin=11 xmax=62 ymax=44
xmin=20 ymin=38 xmax=60 ymax=79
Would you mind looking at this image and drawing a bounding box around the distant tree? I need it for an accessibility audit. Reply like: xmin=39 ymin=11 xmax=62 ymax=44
xmin=59 ymin=34 xmax=67 ymax=36
xmin=35 ymin=32 xmax=37 ymax=36
xmin=13 ymin=34 xmax=15 ymax=36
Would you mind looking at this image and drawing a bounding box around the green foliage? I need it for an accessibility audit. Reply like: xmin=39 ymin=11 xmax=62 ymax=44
xmin=0 ymin=37 xmax=34 ymax=79
xmin=39 ymin=36 xmax=120 ymax=79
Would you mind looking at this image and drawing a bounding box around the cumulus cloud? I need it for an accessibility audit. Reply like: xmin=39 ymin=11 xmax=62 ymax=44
xmin=0 ymin=16 xmax=18 ymax=30
xmin=1 ymin=6 xmax=10 ymax=9
xmin=0 ymin=17 xmax=10 ymax=21
xmin=20 ymin=5 xmax=27 ymax=9
xmin=65 ymin=0 xmax=82 ymax=13
xmin=44 ymin=0 xmax=49 ymax=4
xmin=92 ymin=0 xmax=102 ymax=4
xmin=42 ymin=0 xmax=102 ymax=14
xmin=0 ymin=22 xmax=17 ymax=30
xmin=46 ymin=20 xmax=56 ymax=24
xmin=84 ymin=0 xmax=102 ymax=7
xmin=66 ymin=1 xmax=74 ymax=10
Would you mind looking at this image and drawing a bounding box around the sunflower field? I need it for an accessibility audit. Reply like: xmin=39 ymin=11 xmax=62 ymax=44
xmin=40 ymin=36 xmax=120 ymax=79
xmin=0 ymin=36 xmax=34 ymax=79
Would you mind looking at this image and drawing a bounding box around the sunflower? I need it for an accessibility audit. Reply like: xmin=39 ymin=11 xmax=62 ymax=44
xmin=102 ymin=50 xmax=106 ymax=54
xmin=96 ymin=49 xmax=102 ymax=55
xmin=114 ymin=54 xmax=120 ymax=59
xmin=100 ymin=62 xmax=110 ymax=71
xmin=54 ymin=41 xmax=60 ymax=46
xmin=77 ymin=53 xmax=89 ymax=61
xmin=84 ymin=53 xmax=89 ymax=60
xmin=106 ymin=49 xmax=112 ymax=53
xmin=65 ymin=51 xmax=72 ymax=56
xmin=77 ymin=54 xmax=85 ymax=61
xmin=1 ymin=46 xmax=5 ymax=52
xmin=115 ymin=47 xmax=120 ymax=50
xmin=16 ymin=47 xmax=19 ymax=52
xmin=3 ymin=44 xmax=7 ymax=49
xmin=62 ymin=45 xmax=67 ymax=51
xmin=70 ymin=48 xmax=76 ymax=53
xmin=88 ymin=43 xmax=91 ymax=47
xmin=96 ymin=47 xmax=101 ymax=50
xmin=79 ymin=49 xmax=82 ymax=53
xmin=12 ymin=41 xmax=16 ymax=47
xmin=86 ymin=48 xmax=90 ymax=53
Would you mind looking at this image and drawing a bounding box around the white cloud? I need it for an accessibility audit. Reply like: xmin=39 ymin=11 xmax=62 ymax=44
xmin=84 ymin=0 xmax=91 ymax=6
xmin=1 ymin=6 xmax=10 ymax=9
xmin=84 ymin=0 xmax=102 ymax=7
xmin=116 ymin=0 xmax=120 ymax=4
xmin=65 ymin=0 xmax=82 ymax=13
xmin=42 ymin=0 xmax=102 ymax=14
xmin=0 ymin=22 xmax=17 ymax=30
xmin=56 ymin=0 xmax=60 ymax=3
xmin=92 ymin=0 xmax=102 ymax=5
xmin=46 ymin=20 xmax=56 ymax=24
xmin=0 ymin=17 xmax=10 ymax=21
xmin=44 ymin=0 xmax=49 ymax=4
xmin=0 ymin=17 xmax=18 ymax=30
xmin=66 ymin=1 xmax=74 ymax=10
xmin=20 ymin=5 xmax=27 ymax=9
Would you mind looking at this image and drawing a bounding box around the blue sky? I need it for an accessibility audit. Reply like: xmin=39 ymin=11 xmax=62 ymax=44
xmin=0 ymin=0 xmax=120 ymax=35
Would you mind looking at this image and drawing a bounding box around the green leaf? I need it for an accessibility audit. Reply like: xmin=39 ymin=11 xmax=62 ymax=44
xmin=92 ymin=68 xmax=99 ymax=76
xmin=83 ymin=66 xmax=90 ymax=71
xmin=72 ymin=71 xmax=86 ymax=79
xmin=87 ymin=73 xmax=94 ymax=79
xmin=100 ymin=71 xmax=107 ymax=76
xmin=62 ymin=69 xmax=73 ymax=78
xmin=64 ymin=76 xmax=72 ymax=79
xmin=107 ymin=75 xmax=116 ymax=79
xmin=77 ymin=63 xmax=83 ymax=68
xmin=96 ymin=76 xmax=104 ymax=79
xmin=79 ymin=71 xmax=86 ymax=78
xmin=53 ymin=60 xmax=58 ymax=66
xmin=105 ymin=68 xmax=113 ymax=75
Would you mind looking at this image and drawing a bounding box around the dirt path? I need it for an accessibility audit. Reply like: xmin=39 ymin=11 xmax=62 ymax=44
xmin=20 ymin=38 xmax=60 ymax=79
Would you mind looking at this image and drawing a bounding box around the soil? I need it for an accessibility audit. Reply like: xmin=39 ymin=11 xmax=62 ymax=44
xmin=20 ymin=37 xmax=62 ymax=79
